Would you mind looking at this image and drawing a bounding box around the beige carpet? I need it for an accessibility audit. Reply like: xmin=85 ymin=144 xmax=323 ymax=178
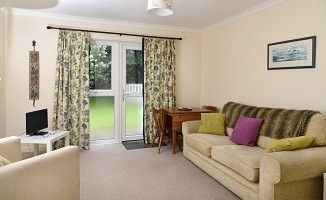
xmin=80 ymin=144 xmax=240 ymax=200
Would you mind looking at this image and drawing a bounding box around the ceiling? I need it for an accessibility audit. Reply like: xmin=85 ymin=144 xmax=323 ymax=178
xmin=2 ymin=0 xmax=283 ymax=31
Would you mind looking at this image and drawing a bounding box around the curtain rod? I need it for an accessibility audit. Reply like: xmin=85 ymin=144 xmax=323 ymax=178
xmin=47 ymin=25 xmax=182 ymax=41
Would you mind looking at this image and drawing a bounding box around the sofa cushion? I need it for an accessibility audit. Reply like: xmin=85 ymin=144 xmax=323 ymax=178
xmin=185 ymin=133 xmax=235 ymax=157
xmin=257 ymin=135 xmax=278 ymax=149
xmin=305 ymin=114 xmax=326 ymax=147
xmin=197 ymin=113 xmax=226 ymax=135
xmin=228 ymin=114 xmax=326 ymax=149
xmin=211 ymin=145 xmax=265 ymax=182
xmin=226 ymin=127 xmax=233 ymax=137
xmin=230 ymin=116 xmax=263 ymax=146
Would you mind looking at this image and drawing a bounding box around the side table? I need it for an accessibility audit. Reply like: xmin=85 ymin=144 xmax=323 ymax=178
xmin=20 ymin=130 xmax=69 ymax=156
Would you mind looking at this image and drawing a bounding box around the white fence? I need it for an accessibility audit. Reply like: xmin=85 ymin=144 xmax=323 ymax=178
xmin=125 ymin=84 xmax=143 ymax=93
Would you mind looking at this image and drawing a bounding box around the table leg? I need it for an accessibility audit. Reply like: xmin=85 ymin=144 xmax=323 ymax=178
xmin=64 ymin=135 xmax=70 ymax=147
xmin=33 ymin=144 xmax=39 ymax=156
xmin=173 ymin=131 xmax=177 ymax=154
xmin=46 ymin=141 xmax=52 ymax=153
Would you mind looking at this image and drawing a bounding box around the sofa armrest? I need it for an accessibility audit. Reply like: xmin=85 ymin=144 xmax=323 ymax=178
xmin=260 ymin=146 xmax=326 ymax=184
xmin=0 ymin=136 xmax=22 ymax=162
xmin=0 ymin=146 xmax=80 ymax=200
xmin=182 ymin=120 xmax=201 ymax=136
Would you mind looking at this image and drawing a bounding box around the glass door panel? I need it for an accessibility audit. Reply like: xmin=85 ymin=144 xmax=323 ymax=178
xmin=89 ymin=42 xmax=118 ymax=142
xmin=89 ymin=96 xmax=115 ymax=140
xmin=122 ymin=44 xmax=143 ymax=141
xmin=125 ymin=96 xmax=143 ymax=136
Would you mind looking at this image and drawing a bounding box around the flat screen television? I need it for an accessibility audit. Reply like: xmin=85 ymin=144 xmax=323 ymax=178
xmin=26 ymin=109 xmax=48 ymax=135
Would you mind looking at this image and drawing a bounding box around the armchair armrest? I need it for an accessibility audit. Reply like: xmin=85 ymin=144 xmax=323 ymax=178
xmin=260 ymin=146 xmax=326 ymax=184
xmin=182 ymin=120 xmax=201 ymax=136
xmin=0 ymin=146 xmax=80 ymax=200
xmin=0 ymin=136 xmax=22 ymax=162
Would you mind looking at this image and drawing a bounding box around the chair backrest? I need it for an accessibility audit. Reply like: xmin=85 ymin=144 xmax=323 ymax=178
xmin=202 ymin=105 xmax=219 ymax=113
xmin=152 ymin=108 xmax=165 ymax=131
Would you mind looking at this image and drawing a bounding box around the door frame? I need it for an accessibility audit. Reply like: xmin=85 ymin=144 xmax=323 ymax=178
xmin=89 ymin=40 xmax=143 ymax=143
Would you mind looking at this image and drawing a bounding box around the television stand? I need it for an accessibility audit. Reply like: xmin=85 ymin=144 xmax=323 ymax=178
xmin=20 ymin=130 xmax=69 ymax=156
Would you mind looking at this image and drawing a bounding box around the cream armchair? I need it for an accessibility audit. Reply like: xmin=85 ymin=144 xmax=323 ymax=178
xmin=0 ymin=136 xmax=80 ymax=200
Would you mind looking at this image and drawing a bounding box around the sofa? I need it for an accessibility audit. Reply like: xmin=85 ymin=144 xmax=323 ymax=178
xmin=0 ymin=136 xmax=80 ymax=200
xmin=182 ymin=102 xmax=326 ymax=200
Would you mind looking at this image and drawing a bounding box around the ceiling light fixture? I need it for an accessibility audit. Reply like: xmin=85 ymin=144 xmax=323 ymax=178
xmin=147 ymin=0 xmax=173 ymax=16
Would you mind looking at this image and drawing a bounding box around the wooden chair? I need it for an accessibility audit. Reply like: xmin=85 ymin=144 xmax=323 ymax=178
xmin=202 ymin=105 xmax=219 ymax=113
xmin=151 ymin=108 xmax=172 ymax=154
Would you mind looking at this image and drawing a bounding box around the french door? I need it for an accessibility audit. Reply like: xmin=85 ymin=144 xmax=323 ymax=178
xmin=121 ymin=44 xmax=144 ymax=141
xmin=89 ymin=41 xmax=143 ymax=142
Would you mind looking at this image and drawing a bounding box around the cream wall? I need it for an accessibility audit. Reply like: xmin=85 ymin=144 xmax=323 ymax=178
xmin=0 ymin=11 xmax=5 ymax=138
xmin=5 ymin=15 xmax=202 ymax=137
xmin=202 ymin=0 xmax=326 ymax=113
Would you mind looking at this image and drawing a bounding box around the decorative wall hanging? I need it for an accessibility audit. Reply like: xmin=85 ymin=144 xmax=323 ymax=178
xmin=267 ymin=36 xmax=316 ymax=70
xmin=29 ymin=40 xmax=39 ymax=107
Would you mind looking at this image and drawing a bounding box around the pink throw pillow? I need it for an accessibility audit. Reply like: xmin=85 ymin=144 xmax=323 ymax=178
xmin=230 ymin=116 xmax=263 ymax=146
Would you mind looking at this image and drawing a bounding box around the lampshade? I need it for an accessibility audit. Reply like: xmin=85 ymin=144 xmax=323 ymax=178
xmin=147 ymin=0 xmax=173 ymax=16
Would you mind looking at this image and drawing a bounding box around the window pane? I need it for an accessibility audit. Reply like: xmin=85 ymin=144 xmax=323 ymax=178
xmin=126 ymin=49 xmax=143 ymax=84
xmin=125 ymin=96 xmax=143 ymax=136
xmin=90 ymin=45 xmax=112 ymax=90
xmin=90 ymin=96 xmax=115 ymax=140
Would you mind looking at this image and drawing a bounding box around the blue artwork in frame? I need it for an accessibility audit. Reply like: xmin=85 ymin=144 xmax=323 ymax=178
xmin=267 ymin=36 xmax=316 ymax=70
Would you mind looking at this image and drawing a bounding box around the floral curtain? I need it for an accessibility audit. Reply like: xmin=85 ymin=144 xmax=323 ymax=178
xmin=52 ymin=30 xmax=90 ymax=150
xmin=143 ymin=38 xmax=176 ymax=144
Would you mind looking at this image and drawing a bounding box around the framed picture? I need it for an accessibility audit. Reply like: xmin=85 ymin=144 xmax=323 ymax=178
xmin=267 ymin=36 xmax=316 ymax=70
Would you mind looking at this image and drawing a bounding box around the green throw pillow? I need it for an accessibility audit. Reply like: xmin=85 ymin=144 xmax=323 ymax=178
xmin=0 ymin=155 xmax=11 ymax=167
xmin=197 ymin=113 xmax=226 ymax=135
xmin=265 ymin=136 xmax=314 ymax=153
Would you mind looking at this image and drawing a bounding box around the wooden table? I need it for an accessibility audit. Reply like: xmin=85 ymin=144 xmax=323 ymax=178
xmin=163 ymin=107 xmax=212 ymax=154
